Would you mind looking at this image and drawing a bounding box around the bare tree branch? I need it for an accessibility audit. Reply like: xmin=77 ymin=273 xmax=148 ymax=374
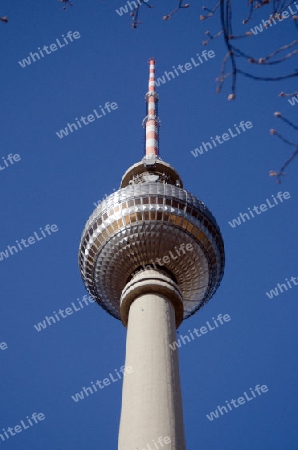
xmin=163 ymin=0 xmax=190 ymax=21
xmin=270 ymin=113 xmax=298 ymax=183
xmin=58 ymin=0 xmax=73 ymax=10
xmin=130 ymin=0 xmax=153 ymax=29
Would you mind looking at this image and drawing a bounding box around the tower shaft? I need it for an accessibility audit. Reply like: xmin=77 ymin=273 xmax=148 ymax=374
xmin=118 ymin=270 xmax=186 ymax=450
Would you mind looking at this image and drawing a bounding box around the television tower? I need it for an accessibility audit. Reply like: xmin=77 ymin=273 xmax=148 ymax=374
xmin=78 ymin=60 xmax=225 ymax=450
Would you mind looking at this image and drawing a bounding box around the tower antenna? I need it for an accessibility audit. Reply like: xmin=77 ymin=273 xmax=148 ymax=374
xmin=143 ymin=58 xmax=160 ymax=158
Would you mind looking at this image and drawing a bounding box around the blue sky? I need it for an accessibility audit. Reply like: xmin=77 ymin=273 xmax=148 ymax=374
xmin=0 ymin=1 xmax=297 ymax=449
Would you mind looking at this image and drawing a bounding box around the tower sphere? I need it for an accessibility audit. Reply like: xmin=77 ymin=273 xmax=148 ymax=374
xmin=78 ymin=60 xmax=225 ymax=326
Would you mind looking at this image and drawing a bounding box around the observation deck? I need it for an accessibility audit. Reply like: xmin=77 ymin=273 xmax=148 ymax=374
xmin=79 ymin=158 xmax=225 ymax=324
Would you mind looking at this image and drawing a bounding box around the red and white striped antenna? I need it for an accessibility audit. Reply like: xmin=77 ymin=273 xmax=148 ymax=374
xmin=143 ymin=59 xmax=160 ymax=158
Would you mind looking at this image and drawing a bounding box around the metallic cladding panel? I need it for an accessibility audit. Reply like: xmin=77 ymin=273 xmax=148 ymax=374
xmin=79 ymin=182 xmax=225 ymax=322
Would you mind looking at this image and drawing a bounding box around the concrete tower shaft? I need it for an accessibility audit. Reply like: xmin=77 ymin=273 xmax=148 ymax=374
xmin=118 ymin=270 xmax=186 ymax=450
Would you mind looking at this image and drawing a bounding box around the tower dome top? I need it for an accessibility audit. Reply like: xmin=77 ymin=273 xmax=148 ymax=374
xmin=120 ymin=156 xmax=183 ymax=189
